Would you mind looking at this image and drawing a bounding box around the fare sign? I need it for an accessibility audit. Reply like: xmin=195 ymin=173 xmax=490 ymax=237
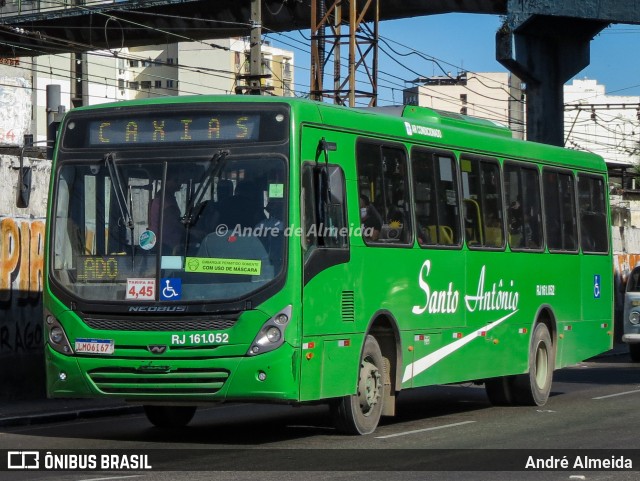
xmin=126 ymin=278 xmax=156 ymax=300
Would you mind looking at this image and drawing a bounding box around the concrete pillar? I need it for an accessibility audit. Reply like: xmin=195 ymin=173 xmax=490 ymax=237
xmin=497 ymin=17 xmax=607 ymax=146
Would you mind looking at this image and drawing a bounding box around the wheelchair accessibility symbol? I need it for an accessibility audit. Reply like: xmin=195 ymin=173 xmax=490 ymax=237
xmin=594 ymin=274 xmax=601 ymax=299
xmin=160 ymin=278 xmax=182 ymax=300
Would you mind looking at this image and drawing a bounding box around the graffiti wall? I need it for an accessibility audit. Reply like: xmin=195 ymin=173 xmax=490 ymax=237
xmin=0 ymin=154 xmax=50 ymax=399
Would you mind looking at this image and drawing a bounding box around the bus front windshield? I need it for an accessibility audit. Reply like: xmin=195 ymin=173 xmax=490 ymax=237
xmin=51 ymin=155 xmax=287 ymax=303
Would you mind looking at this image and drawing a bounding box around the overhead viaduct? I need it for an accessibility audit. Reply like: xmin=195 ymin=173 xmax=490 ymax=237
xmin=1 ymin=1 xmax=640 ymax=144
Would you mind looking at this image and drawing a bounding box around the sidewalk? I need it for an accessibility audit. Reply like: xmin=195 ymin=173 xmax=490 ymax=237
xmin=0 ymin=343 xmax=630 ymax=429
xmin=0 ymin=398 xmax=143 ymax=428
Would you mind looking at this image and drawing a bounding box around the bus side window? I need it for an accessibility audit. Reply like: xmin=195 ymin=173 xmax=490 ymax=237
xmin=504 ymin=162 xmax=543 ymax=251
xmin=543 ymin=168 xmax=578 ymax=252
xmin=461 ymin=156 xmax=505 ymax=249
xmin=578 ymin=174 xmax=609 ymax=254
xmin=411 ymin=148 xmax=461 ymax=247
xmin=301 ymin=162 xmax=348 ymax=260
xmin=356 ymin=141 xmax=412 ymax=246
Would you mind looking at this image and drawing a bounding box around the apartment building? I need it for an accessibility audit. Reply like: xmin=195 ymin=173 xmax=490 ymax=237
xmin=1 ymin=37 xmax=294 ymax=144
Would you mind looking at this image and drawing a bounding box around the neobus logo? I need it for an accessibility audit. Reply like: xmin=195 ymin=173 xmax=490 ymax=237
xmin=128 ymin=306 xmax=187 ymax=312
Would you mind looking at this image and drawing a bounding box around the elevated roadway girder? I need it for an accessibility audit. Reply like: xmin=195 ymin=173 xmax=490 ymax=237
xmin=0 ymin=1 xmax=507 ymax=57
xmin=3 ymin=1 xmax=640 ymax=147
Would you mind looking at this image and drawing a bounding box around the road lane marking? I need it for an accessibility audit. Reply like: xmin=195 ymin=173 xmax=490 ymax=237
xmin=77 ymin=476 xmax=145 ymax=481
xmin=592 ymin=388 xmax=640 ymax=400
xmin=375 ymin=420 xmax=476 ymax=439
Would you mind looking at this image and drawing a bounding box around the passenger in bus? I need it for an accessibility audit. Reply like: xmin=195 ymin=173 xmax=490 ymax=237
xmin=507 ymin=199 xmax=526 ymax=247
xmin=192 ymin=178 xmax=234 ymax=242
xmin=149 ymin=176 xmax=184 ymax=251
xmin=255 ymin=198 xmax=285 ymax=272
xmin=220 ymin=180 xmax=266 ymax=230
xmin=388 ymin=189 xmax=408 ymax=242
xmin=359 ymin=194 xmax=382 ymax=242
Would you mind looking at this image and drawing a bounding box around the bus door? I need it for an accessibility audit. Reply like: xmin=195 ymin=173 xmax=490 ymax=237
xmin=576 ymin=173 xmax=613 ymax=359
xmin=299 ymin=128 xmax=353 ymax=401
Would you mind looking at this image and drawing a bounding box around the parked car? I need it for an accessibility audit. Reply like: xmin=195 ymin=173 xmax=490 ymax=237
xmin=622 ymin=265 xmax=640 ymax=362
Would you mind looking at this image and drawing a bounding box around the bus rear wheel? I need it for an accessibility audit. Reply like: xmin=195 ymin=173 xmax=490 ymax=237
xmin=485 ymin=375 xmax=516 ymax=406
xmin=629 ymin=344 xmax=640 ymax=362
xmin=331 ymin=335 xmax=384 ymax=435
xmin=143 ymin=405 xmax=197 ymax=428
xmin=512 ymin=323 xmax=554 ymax=406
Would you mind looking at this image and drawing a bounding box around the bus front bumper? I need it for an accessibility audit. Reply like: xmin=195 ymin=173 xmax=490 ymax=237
xmin=45 ymin=344 xmax=300 ymax=403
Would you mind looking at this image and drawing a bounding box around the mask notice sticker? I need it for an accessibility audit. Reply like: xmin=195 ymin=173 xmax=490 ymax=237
xmin=185 ymin=257 xmax=262 ymax=275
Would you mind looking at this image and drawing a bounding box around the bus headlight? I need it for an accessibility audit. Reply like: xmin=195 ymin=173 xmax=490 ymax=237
xmin=247 ymin=305 xmax=291 ymax=356
xmin=45 ymin=312 xmax=74 ymax=355
xmin=630 ymin=311 xmax=640 ymax=325
xmin=50 ymin=327 xmax=64 ymax=344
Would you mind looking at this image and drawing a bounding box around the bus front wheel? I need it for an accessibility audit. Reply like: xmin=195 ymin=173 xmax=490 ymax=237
xmin=512 ymin=322 xmax=555 ymax=406
xmin=143 ymin=405 xmax=197 ymax=428
xmin=331 ymin=335 xmax=384 ymax=435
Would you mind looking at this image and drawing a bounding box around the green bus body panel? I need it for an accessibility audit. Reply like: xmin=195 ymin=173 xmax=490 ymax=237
xmin=45 ymin=95 xmax=612 ymax=406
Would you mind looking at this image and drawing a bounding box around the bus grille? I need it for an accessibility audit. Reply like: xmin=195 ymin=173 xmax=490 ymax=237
xmin=88 ymin=367 xmax=230 ymax=395
xmin=83 ymin=317 xmax=237 ymax=332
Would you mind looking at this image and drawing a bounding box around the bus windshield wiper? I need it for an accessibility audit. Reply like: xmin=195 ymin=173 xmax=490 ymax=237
xmin=182 ymin=149 xmax=230 ymax=227
xmin=104 ymin=152 xmax=135 ymax=261
xmin=180 ymin=149 xmax=230 ymax=257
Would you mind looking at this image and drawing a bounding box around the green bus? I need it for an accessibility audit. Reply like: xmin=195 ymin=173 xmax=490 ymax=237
xmin=44 ymin=96 xmax=613 ymax=434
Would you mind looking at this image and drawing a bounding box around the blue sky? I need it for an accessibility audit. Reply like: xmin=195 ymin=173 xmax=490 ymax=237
xmin=268 ymin=13 xmax=640 ymax=103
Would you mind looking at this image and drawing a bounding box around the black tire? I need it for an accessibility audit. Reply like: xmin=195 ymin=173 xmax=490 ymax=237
xmin=629 ymin=344 xmax=640 ymax=363
xmin=485 ymin=375 xmax=516 ymax=406
xmin=512 ymin=323 xmax=555 ymax=406
xmin=143 ymin=405 xmax=197 ymax=428
xmin=331 ymin=335 xmax=385 ymax=435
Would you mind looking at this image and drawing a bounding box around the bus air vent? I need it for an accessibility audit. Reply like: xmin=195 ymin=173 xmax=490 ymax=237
xmin=341 ymin=291 xmax=355 ymax=322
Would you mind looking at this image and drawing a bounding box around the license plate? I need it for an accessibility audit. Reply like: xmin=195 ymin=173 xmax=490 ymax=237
xmin=75 ymin=338 xmax=115 ymax=355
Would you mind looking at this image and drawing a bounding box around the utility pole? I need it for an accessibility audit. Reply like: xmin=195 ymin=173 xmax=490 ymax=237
xmin=236 ymin=0 xmax=272 ymax=95
xmin=310 ymin=0 xmax=379 ymax=107
xmin=70 ymin=0 xmax=88 ymax=107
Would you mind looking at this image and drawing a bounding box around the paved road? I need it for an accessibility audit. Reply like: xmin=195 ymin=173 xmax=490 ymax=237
xmin=1 ymin=354 xmax=639 ymax=480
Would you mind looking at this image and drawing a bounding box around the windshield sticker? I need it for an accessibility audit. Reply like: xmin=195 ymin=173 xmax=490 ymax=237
xmin=126 ymin=278 xmax=156 ymax=300
xmin=269 ymin=183 xmax=284 ymax=198
xmin=185 ymin=257 xmax=262 ymax=275
xmin=161 ymin=256 xmax=183 ymax=269
xmin=160 ymin=278 xmax=182 ymax=300
xmin=139 ymin=230 xmax=157 ymax=250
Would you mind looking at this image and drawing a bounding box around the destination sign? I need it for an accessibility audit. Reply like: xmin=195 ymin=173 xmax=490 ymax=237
xmin=76 ymin=255 xmax=154 ymax=282
xmin=88 ymin=114 xmax=260 ymax=145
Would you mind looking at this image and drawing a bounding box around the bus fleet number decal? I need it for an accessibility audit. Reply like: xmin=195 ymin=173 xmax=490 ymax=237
xmin=171 ymin=333 xmax=229 ymax=345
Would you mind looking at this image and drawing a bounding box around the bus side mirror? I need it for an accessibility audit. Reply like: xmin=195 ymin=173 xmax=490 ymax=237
xmin=17 ymin=134 xmax=34 ymax=208
xmin=17 ymin=166 xmax=32 ymax=208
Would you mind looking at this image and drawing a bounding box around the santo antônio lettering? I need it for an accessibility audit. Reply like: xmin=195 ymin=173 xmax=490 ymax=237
xmin=412 ymin=260 xmax=519 ymax=316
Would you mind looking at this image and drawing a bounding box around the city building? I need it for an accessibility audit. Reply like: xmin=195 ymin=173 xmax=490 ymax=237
xmin=1 ymin=37 xmax=294 ymax=145
xmin=564 ymin=78 xmax=640 ymax=168
xmin=403 ymin=71 xmax=525 ymax=139
xmin=404 ymin=73 xmax=640 ymax=170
